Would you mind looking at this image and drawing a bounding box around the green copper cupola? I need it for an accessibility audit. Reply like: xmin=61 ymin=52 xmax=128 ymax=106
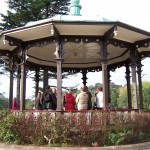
xmin=69 ymin=0 xmax=82 ymax=16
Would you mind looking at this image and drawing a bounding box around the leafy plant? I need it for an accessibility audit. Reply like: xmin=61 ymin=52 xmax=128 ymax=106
xmin=108 ymin=129 xmax=133 ymax=145
xmin=0 ymin=113 xmax=19 ymax=143
xmin=0 ymin=110 xmax=149 ymax=146
xmin=0 ymin=110 xmax=9 ymax=119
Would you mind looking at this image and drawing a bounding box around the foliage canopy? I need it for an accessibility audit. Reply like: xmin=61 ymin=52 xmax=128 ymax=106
xmin=0 ymin=0 xmax=70 ymax=30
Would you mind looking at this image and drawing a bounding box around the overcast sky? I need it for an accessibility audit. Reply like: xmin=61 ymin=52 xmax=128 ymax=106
xmin=0 ymin=0 xmax=150 ymax=99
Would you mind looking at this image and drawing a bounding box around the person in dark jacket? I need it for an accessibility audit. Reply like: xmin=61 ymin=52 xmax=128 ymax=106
xmin=84 ymin=86 xmax=92 ymax=110
xmin=52 ymin=88 xmax=57 ymax=110
xmin=42 ymin=85 xmax=56 ymax=110
xmin=64 ymin=90 xmax=75 ymax=111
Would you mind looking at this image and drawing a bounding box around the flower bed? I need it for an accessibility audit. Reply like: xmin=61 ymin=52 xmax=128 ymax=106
xmin=0 ymin=110 xmax=149 ymax=147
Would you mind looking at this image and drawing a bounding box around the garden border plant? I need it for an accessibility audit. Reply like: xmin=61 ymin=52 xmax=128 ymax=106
xmin=0 ymin=110 xmax=149 ymax=147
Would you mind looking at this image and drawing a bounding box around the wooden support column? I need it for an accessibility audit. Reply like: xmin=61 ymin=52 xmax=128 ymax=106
xmin=101 ymin=60 xmax=109 ymax=109
xmin=82 ymin=70 xmax=87 ymax=86
xmin=130 ymin=45 xmax=138 ymax=109
xmin=35 ymin=68 xmax=40 ymax=97
xmin=55 ymin=40 xmax=63 ymax=111
xmin=56 ymin=58 xmax=63 ymax=111
xmin=131 ymin=65 xmax=138 ymax=109
xmin=137 ymin=59 xmax=143 ymax=109
xmin=43 ymin=68 xmax=48 ymax=92
xmin=100 ymin=37 xmax=109 ymax=109
xmin=108 ymin=68 xmax=111 ymax=105
xmin=125 ymin=63 xmax=132 ymax=109
xmin=9 ymin=59 xmax=14 ymax=109
xmin=20 ymin=47 xmax=27 ymax=111
xmin=16 ymin=65 xmax=21 ymax=108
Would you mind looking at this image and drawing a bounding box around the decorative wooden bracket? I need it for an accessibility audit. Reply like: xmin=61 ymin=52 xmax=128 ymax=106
xmin=135 ymin=38 xmax=150 ymax=48
xmin=104 ymin=25 xmax=118 ymax=38
xmin=4 ymin=35 xmax=23 ymax=46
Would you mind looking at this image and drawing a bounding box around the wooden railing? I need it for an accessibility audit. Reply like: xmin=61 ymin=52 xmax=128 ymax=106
xmin=10 ymin=108 xmax=139 ymax=113
xmin=9 ymin=109 xmax=141 ymax=126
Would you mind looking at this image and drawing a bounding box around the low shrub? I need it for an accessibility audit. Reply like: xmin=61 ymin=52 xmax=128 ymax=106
xmin=0 ymin=110 xmax=149 ymax=146
xmin=0 ymin=113 xmax=19 ymax=143
xmin=0 ymin=110 xmax=9 ymax=119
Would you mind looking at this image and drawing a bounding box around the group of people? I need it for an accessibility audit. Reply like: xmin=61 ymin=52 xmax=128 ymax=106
xmin=11 ymin=85 xmax=104 ymax=111
xmin=63 ymin=86 xmax=104 ymax=111
xmin=35 ymin=85 xmax=57 ymax=110
xmin=35 ymin=85 xmax=104 ymax=111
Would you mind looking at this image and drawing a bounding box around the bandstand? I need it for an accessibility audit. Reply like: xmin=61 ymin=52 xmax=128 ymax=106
xmin=0 ymin=0 xmax=150 ymax=111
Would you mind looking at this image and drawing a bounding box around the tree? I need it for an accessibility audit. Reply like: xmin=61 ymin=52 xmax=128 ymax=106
xmin=0 ymin=0 xmax=70 ymax=30
xmin=117 ymin=85 xmax=128 ymax=108
xmin=142 ymin=81 xmax=150 ymax=110
xmin=26 ymin=99 xmax=35 ymax=109
xmin=0 ymin=0 xmax=72 ymax=97
xmin=110 ymin=88 xmax=119 ymax=108
xmin=95 ymin=83 xmax=102 ymax=88
xmin=0 ymin=93 xmax=8 ymax=109
xmin=0 ymin=59 xmax=5 ymax=75
xmin=110 ymin=82 xmax=121 ymax=108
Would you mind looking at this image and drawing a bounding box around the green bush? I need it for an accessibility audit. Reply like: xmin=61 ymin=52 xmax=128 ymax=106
xmin=0 ymin=113 xmax=19 ymax=143
xmin=0 ymin=110 xmax=149 ymax=146
xmin=0 ymin=98 xmax=8 ymax=110
xmin=0 ymin=112 xmax=71 ymax=146
xmin=108 ymin=129 xmax=133 ymax=145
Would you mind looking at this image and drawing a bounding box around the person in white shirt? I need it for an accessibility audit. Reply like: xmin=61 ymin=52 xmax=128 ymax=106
xmin=95 ymin=87 xmax=103 ymax=109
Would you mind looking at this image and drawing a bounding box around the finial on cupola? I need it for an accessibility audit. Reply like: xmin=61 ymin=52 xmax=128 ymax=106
xmin=69 ymin=0 xmax=82 ymax=16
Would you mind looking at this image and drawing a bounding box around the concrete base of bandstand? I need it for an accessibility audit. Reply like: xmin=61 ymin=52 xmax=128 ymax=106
xmin=0 ymin=142 xmax=149 ymax=150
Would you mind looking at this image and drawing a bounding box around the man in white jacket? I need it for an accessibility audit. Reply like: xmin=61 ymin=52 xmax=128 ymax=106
xmin=95 ymin=87 xmax=103 ymax=109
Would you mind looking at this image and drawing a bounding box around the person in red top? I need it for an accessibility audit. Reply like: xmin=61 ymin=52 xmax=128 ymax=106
xmin=64 ymin=90 xmax=75 ymax=111
xmin=12 ymin=97 xmax=19 ymax=110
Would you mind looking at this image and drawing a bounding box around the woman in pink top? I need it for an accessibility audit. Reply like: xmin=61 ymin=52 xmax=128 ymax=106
xmin=12 ymin=98 xmax=19 ymax=110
